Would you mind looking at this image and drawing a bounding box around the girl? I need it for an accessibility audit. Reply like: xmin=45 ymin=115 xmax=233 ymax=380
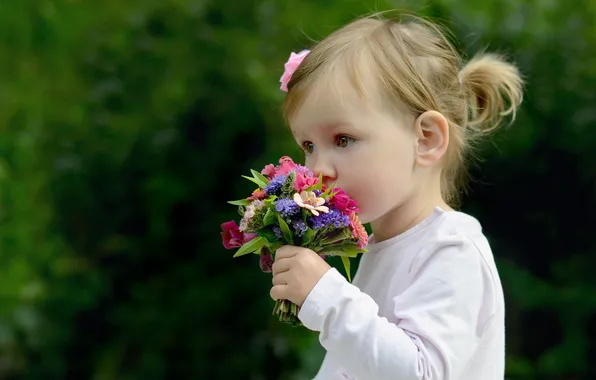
xmin=270 ymin=12 xmax=523 ymax=380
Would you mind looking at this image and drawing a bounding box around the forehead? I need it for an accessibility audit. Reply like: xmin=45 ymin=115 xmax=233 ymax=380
xmin=288 ymin=70 xmax=382 ymax=137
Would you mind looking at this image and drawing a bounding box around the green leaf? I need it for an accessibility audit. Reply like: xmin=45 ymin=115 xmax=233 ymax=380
xmin=277 ymin=214 xmax=294 ymax=245
xmin=320 ymin=228 xmax=352 ymax=245
xmin=320 ymin=249 xmax=360 ymax=258
xmin=319 ymin=183 xmax=340 ymax=200
xmin=319 ymin=242 xmax=361 ymax=257
xmin=257 ymin=229 xmax=279 ymax=243
xmin=328 ymin=189 xmax=340 ymax=198
xmin=314 ymin=173 xmax=323 ymax=191
xmin=341 ymin=256 xmax=352 ymax=282
xmin=301 ymin=208 xmax=308 ymax=223
xmin=264 ymin=195 xmax=277 ymax=205
xmin=269 ymin=242 xmax=283 ymax=252
xmin=242 ymin=175 xmax=267 ymax=189
xmin=262 ymin=207 xmax=277 ymax=226
xmin=233 ymin=236 xmax=268 ymax=258
xmin=228 ymin=199 xmax=251 ymax=206
xmin=320 ymin=186 xmax=333 ymax=198
xmin=250 ymin=169 xmax=270 ymax=187
xmin=300 ymin=229 xmax=315 ymax=247
xmin=281 ymin=171 xmax=296 ymax=196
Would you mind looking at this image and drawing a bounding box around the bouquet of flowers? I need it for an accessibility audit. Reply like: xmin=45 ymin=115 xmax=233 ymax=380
xmin=220 ymin=156 xmax=368 ymax=326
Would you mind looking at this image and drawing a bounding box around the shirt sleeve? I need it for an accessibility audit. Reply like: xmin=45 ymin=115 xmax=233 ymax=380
xmin=298 ymin=234 xmax=489 ymax=380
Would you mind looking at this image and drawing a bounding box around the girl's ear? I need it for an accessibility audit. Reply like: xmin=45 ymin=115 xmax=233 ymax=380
xmin=413 ymin=110 xmax=450 ymax=167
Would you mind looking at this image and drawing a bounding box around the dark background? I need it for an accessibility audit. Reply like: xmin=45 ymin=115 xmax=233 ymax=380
xmin=0 ymin=0 xmax=595 ymax=379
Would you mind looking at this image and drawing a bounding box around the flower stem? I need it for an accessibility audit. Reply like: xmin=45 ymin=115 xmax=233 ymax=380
xmin=272 ymin=300 xmax=302 ymax=327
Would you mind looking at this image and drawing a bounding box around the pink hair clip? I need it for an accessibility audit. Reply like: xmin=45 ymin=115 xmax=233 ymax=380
xmin=280 ymin=49 xmax=310 ymax=92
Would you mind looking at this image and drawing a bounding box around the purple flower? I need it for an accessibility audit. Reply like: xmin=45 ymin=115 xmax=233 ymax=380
xmin=292 ymin=219 xmax=308 ymax=236
xmin=275 ymin=198 xmax=300 ymax=218
xmin=308 ymin=207 xmax=350 ymax=230
xmin=296 ymin=165 xmax=313 ymax=177
xmin=273 ymin=226 xmax=283 ymax=239
xmin=265 ymin=175 xmax=286 ymax=195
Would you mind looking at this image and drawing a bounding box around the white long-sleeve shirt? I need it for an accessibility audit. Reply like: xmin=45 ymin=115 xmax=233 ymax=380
xmin=298 ymin=207 xmax=505 ymax=380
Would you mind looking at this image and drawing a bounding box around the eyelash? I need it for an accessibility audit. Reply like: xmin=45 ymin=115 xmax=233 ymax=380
xmin=302 ymin=135 xmax=355 ymax=154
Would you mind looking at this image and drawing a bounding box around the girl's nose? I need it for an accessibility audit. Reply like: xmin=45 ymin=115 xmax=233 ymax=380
xmin=311 ymin=158 xmax=337 ymax=188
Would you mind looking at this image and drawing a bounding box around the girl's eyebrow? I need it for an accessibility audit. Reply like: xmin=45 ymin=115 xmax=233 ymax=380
xmin=293 ymin=121 xmax=354 ymax=137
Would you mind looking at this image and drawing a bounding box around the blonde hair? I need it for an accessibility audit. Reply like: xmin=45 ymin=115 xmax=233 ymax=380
xmin=283 ymin=13 xmax=524 ymax=206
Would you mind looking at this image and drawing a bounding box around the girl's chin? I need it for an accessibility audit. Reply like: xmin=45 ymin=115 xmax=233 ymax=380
xmin=357 ymin=212 xmax=373 ymax=225
xmin=357 ymin=207 xmax=387 ymax=225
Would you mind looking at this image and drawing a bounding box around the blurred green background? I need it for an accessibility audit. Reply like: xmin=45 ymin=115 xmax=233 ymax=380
xmin=1 ymin=0 xmax=595 ymax=379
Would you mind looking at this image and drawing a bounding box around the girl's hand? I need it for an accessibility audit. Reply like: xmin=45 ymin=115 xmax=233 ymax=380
xmin=270 ymin=245 xmax=332 ymax=306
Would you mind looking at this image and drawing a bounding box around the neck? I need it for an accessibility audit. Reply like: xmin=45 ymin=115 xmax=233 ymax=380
xmin=369 ymin=184 xmax=450 ymax=243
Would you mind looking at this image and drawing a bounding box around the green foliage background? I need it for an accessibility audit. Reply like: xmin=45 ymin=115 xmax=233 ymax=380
xmin=0 ymin=0 xmax=595 ymax=379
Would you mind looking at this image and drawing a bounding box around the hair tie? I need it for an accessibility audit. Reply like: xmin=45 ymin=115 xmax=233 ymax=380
xmin=280 ymin=49 xmax=310 ymax=92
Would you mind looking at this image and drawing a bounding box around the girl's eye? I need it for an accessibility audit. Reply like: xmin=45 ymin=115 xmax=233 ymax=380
xmin=336 ymin=135 xmax=355 ymax=148
xmin=302 ymin=141 xmax=315 ymax=154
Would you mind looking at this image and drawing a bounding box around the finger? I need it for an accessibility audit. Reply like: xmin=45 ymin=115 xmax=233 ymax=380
xmin=272 ymin=271 xmax=291 ymax=286
xmin=270 ymin=284 xmax=289 ymax=301
xmin=275 ymin=245 xmax=299 ymax=260
xmin=271 ymin=257 xmax=292 ymax=275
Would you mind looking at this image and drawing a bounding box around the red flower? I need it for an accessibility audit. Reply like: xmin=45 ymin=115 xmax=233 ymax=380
xmin=221 ymin=220 xmax=257 ymax=249
xmin=329 ymin=188 xmax=360 ymax=214
xmin=247 ymin=188 xmax=267 ymax=200
xmin=259 ymin=253 xmax=274 ymax=273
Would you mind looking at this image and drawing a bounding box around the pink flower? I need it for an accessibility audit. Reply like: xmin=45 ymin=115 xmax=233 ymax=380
xmin=276 ymin=156 xmax=297 ymax=176
xmin=329 ymin=188 xmax=360 ymax=214
xmin=294 ymin=171 xmax=319 ymax=192
xmin=348 ymin=213 xmax=368 ymax=249
xmin=261 ymin=164 xmax=277 ymax=178
xmin=279 ymin=156 xmax=294 ymax=165
xmin=260 ymin=157 xmax=298 ymax=178
xmin=221 ymin=220 xmax=257 ymax=249
xmin=280 ymin=50 xmax=310 ymax=92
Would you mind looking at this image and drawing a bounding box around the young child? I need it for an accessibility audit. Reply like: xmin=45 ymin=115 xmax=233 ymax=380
xmin=269 ymin=12 xmax=523 ymax=380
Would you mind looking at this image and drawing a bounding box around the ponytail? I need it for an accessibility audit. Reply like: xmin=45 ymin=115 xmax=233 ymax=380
xmin=459 ymin=53 xmax=524 ymax=133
